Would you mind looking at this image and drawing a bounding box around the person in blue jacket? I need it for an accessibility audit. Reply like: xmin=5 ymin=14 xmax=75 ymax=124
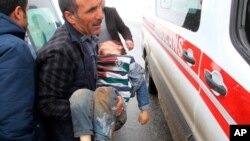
xmin=0 ymin=0 xmax=36 ymax=140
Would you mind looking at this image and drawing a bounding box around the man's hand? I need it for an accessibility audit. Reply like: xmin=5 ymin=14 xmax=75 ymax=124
xmin=116 ymin=96 xmax=124 ymax=116
xmin=125 ymin=40 xmax=134 ymax=50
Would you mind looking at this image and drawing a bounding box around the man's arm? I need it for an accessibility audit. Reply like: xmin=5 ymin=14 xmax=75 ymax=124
xmin=36 ymin=48 xmax=75 ymax=121
xmin=112 ymin=8 xmax=134 ymax=50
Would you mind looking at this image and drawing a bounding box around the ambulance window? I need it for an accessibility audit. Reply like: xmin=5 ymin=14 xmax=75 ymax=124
xmin=26 ymin=0 xmax=62 ymax=51
xmin=231 ymin=0 xmax=250 ymax=64
xmin=155 ymin=0 xmax=202 ymax=32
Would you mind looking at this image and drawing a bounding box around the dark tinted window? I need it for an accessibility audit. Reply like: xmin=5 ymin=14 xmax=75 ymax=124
xmin=231 ymin=0 xmax=250 ymax=64
xmin=156 ymin=0 xmax=202 ymax=32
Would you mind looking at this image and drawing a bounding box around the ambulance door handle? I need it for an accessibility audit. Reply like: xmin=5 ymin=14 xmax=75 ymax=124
xmin=204 ymin=70 xmax=227 ymax=96
xmin=183 ymin=50 xmax=195 ymax=65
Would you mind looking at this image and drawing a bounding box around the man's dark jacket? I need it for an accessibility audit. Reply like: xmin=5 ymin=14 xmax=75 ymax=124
xmin=36 ymin=21 xmax=98 ymax=141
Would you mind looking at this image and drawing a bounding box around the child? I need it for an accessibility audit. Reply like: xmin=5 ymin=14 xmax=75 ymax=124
xmin=69 ymin=41 xmax=150 ymax=141
xmin=97 ymin=40 xmax=150 ymax=128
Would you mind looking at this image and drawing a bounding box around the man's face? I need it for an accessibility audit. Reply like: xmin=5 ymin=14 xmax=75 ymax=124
xmin=73 ymin=0 xmax=104 ymax=36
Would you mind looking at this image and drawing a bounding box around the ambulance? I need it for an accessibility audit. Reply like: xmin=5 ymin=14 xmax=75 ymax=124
xmin=142 ymin=0 xmax=250 ymax=140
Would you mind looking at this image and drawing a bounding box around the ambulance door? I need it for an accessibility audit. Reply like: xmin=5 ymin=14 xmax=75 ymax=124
xmin=152 ymin=0 xmax=203 ymax=138
xmin=194 ymin=0 xmax=250 ymax=141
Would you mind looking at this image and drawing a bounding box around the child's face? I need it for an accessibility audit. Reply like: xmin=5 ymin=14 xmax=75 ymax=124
xmin=99 ymin=41 xmax=123 ymax=55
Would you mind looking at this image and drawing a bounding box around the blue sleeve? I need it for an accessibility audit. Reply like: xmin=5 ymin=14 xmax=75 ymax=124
xmin=0 ymin=39 xmax=36 ymax=140
xmin=136 ymin=81 xmax=150 ymax=111
xmin=128 ymin=57 xmax=149 ymax=111
xmin=129 ymin=61 xmax=145 ymax=92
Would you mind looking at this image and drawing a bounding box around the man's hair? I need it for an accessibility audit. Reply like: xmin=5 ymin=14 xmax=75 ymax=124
xmin=0 ymin=0 xmax=28 ymax=16
xmin=58 ymin=0 xmax=78 ymax=18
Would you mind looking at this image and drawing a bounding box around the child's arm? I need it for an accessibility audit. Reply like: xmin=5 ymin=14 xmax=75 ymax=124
xmin=136 ymin=81 xmax=150 ymax=125
xmin=128 ymin=60 xmax=150 ymax=124
xmin=136 ymin=81 xmax=150 ymax=111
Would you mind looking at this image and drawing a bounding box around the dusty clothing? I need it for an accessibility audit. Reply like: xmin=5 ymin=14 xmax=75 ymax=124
xmin=0 ymin=13 xmax=36 ymax=140
xmin=70 ymin=87 xmax=118 ymax=141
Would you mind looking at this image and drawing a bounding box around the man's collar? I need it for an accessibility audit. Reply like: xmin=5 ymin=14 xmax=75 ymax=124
xmin=81 ymin=35 xmax=99 ymax=43
xmin=64 ymin=21 xmax=82 ymax=42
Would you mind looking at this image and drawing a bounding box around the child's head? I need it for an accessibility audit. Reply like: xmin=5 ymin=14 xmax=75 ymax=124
xmin=98 ymin=40 xmax=126 ymax=55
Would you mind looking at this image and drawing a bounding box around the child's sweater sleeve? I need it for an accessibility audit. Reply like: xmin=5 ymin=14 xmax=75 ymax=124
xmin=128 ymin=58 xmax=145 ymax=92
xmin=129 ymin=58 xmax=150 ymax=111
xmin=136 ymin=81 xmax=150 ymax=111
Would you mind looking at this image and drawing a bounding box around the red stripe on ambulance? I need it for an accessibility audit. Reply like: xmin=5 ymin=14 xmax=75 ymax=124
xmin=143 ymin=17 xmax=250 ymax=139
